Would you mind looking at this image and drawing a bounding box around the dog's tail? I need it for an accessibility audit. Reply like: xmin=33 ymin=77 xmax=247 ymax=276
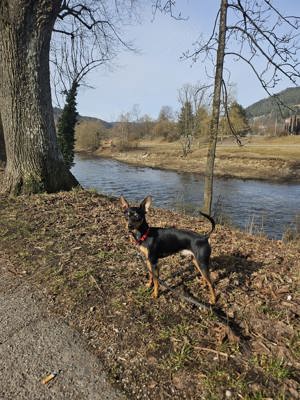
xmin=199 ymin=211 xmax=215 ymax=238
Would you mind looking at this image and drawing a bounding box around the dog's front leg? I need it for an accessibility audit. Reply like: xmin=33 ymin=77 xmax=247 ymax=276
xmin=151 ymin=263 xmax=160 ymax=299
xmin=145 ymin=259 xmax=154 ymax=288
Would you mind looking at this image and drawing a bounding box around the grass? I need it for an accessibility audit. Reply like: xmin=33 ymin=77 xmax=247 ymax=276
xmin=99 ymin=135 xmax=300 ymax=182
xmin=251 ymin=354 xmax=292 ymax=380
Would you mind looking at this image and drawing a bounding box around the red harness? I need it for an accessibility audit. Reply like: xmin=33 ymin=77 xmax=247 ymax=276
xmin=134 ymin=228 xmax=150 ymax=245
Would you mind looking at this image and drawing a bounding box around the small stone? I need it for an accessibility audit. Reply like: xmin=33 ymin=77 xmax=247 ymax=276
xmin=148 ymin=380 xmax=157 ymax=389
xmin=147 ymin=356 xmax=157 ymax=365
xmin=225 ymin=389 xmax=232 ymax=398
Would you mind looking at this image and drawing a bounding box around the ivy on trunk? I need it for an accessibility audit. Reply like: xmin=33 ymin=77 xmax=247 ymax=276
xmin=57 ymin=82 xmax=79 ymax=170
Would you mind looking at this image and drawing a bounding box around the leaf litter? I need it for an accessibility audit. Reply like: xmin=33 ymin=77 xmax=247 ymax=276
xmin=0 ymin=189 xmax=299 ymax=399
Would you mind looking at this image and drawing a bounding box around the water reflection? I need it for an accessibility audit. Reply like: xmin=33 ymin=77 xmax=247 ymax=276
xmin=71 ymin=154 xmax=300 ymax=239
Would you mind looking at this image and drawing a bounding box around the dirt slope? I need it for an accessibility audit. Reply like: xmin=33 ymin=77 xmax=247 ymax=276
xmin=0 ymin=190 xmax=299 ymax=399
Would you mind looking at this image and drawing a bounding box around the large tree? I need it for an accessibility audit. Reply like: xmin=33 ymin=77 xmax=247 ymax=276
xmin=0 ymin=1 xmax=78 ymax=194
xmin=0 ymin=0 xmax=136 ymax=195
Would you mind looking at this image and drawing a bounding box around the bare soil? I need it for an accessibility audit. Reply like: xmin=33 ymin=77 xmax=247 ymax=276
xmin=0 ymin=189 xmax=299 ymax=399
xmin=96 ymin=136 xmax=300 ymax=182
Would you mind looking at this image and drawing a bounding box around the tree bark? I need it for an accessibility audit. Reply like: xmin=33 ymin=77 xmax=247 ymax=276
xmin=0 ymin=0 xmax=79 ymax=194
xmin=0 ymin=112 xmax=6 ymax=166
xmin=202 ymin=0 xmax=227 ymax=214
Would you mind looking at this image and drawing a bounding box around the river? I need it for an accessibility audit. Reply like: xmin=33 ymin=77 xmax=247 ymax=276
xmin=71 ymin=153 xmax=300 ymax=239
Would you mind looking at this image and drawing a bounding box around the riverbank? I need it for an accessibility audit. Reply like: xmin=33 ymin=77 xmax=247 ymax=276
xmin=0 ymin=189 xmax=299 ymax=399
xmin=92 ymin=136 xmax=300 ymax=182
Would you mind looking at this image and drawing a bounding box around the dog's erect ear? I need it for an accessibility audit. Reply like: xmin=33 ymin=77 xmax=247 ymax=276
xmin=119 ymin=196 xmax=129 ymax=210
xmin=140 ymin=196 xmax=152 ymax=213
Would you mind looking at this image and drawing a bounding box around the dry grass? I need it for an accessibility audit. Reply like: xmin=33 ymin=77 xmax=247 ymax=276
xmin=0 ymin=190 xmax=299 ymax=399
xmin=98 ymin=136 xmax=300 ymax=182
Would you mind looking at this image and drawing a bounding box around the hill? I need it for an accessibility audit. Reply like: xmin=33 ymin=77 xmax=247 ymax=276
xmin=246 ymin=87 xmax=300 ymax=119
xmin=53 ymin=106 xmax=114 ymax=129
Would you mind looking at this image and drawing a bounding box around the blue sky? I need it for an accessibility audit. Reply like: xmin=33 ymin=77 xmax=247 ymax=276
xmin=75 ymin=0 xmax=300 ymax=122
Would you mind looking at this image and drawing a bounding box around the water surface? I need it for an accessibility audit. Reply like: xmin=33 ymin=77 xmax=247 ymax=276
xmin=72 ymin=154 xmax=300 ymax=239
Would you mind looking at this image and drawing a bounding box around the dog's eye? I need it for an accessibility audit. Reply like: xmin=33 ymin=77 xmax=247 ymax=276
xmin=133 ymin=212 xmax=142 ymax=220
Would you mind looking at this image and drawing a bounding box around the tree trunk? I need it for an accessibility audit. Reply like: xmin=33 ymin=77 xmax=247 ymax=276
xmin=0 ymin=0 xmax=79 ymax=195
xmin=0 ymin=112 xmax=6 ymax=166
xmin=202 ymin=0 xmax=227 ymax=214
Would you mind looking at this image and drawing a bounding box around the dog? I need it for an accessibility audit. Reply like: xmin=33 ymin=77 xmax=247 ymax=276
xmin=120 ymin=195 xmax=216 ymax=304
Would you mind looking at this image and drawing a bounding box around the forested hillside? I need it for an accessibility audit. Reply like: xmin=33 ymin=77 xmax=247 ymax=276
xmin=246 ymin=87 xmax=300 ymax=118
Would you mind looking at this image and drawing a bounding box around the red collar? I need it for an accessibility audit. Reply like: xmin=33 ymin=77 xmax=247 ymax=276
xmin=135 ymin=228 xmax=150 ymax=245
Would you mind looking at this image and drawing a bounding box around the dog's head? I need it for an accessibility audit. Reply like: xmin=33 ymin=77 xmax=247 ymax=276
xmin=119 ymin=195 xmax=152 ymax=231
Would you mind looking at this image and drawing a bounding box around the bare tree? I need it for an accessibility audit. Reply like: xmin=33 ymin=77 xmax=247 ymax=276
xmin=178 ymin=83 xmax=210 ymax=115
xmin=177 ymin=82 xmax=210 ymax=155
xmin=0 ymin=0 xmax=137 ymax=195
xmin=156 ymin=0 xmax=300 ymax=214
xmin=158 ymin=105 xmax=174 ymax=121
xmin=203 ymin=0 xmax=227 ymax=214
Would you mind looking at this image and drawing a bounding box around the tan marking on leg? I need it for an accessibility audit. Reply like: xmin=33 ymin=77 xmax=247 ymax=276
xmin=145 ymin=259 xmax=154 ymax=288
xmin=192 ymin=258 xmax=206 ymax=287
xmin=152 ymin=264 xmax=160 ymax=299
xmin=138 ymin=246 xmax=153 ymax=288
xmin=193 ymin=258 xmax=216 ymax=305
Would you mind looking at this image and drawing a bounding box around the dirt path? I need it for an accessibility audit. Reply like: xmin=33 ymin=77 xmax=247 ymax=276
xmin=0 ymin=261 xmax=127 ymax=400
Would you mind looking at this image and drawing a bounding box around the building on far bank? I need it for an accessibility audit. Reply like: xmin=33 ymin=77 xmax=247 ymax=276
xmin=284 ymin=115 xmax=300 ymax=135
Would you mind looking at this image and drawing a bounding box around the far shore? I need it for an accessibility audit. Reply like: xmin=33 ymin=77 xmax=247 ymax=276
xmin=76 ymin=135 xmax=300 ymax=183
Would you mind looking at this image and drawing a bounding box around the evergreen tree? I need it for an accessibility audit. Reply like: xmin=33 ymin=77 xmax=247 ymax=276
xmin=178 ymin=101 xmax=194 ymax=156
xmin=194 ymin=106 xmax=210 ymax=139
xmin=221 ymin=101 xmax=250 ymax=138
xmin=57 ymin=82 xmax=79 ymax=169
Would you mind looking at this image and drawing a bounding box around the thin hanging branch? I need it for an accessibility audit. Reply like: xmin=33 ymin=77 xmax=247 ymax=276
xmin=51 ymin=0 xmax=138 ymax=105
xmin=221 ymin=79 xmax=242 ymax=145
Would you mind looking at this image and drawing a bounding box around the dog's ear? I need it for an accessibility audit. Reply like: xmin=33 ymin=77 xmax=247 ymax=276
xmin=140 ymin=196 xmax=152 ymax=213
xmin=119 ymin=196 xmax=129 ymax=210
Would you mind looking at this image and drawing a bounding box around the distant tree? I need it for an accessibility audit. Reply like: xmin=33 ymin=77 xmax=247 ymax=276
xmin=178 ymin=82 xmax=210 ymax=151
xmin=194 ymin=106 xmax=210 ymax=140
xmin=152 ymin=119 xmax=177 ymax=141
xmin=140 ymin=114 xmax=154 ymax=137
xmin=178 ymin=101 xmax=194 ymax=156
xmin=158 ymin=106 xmax=174 ymax=121
xmin=220 ymin=101 xmax=250 ymax=140
xmin=152 ymin=106 xmax=177 ymax=141
xmin=57 ymin=81 xmax=79 ymax=169
xmin=75 ymin=120 xmax=107 ymax=152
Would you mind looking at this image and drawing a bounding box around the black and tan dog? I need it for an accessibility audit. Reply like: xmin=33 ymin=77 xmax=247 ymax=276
xmin=120 ymin=195 xmax=216 ymax=304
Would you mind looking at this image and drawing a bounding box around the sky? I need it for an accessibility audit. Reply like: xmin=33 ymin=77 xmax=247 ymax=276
xmin=72 ymin=0 xmax=299 ymax=122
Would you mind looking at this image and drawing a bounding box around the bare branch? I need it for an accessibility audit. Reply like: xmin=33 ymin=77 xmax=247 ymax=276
xmin=152 ymin=0 xmax=187 ymax=20
xmin=51 ymin=1 xmax=138 ymax=104
xmin=225 ymin=51 xmax=295 ymax=117
xmin=221 ymin=79 xmax=242 ymax=145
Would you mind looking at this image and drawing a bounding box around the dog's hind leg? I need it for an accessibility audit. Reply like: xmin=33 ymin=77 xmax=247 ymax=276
xmin=193 ymin=257 xmax=216 ymax=305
